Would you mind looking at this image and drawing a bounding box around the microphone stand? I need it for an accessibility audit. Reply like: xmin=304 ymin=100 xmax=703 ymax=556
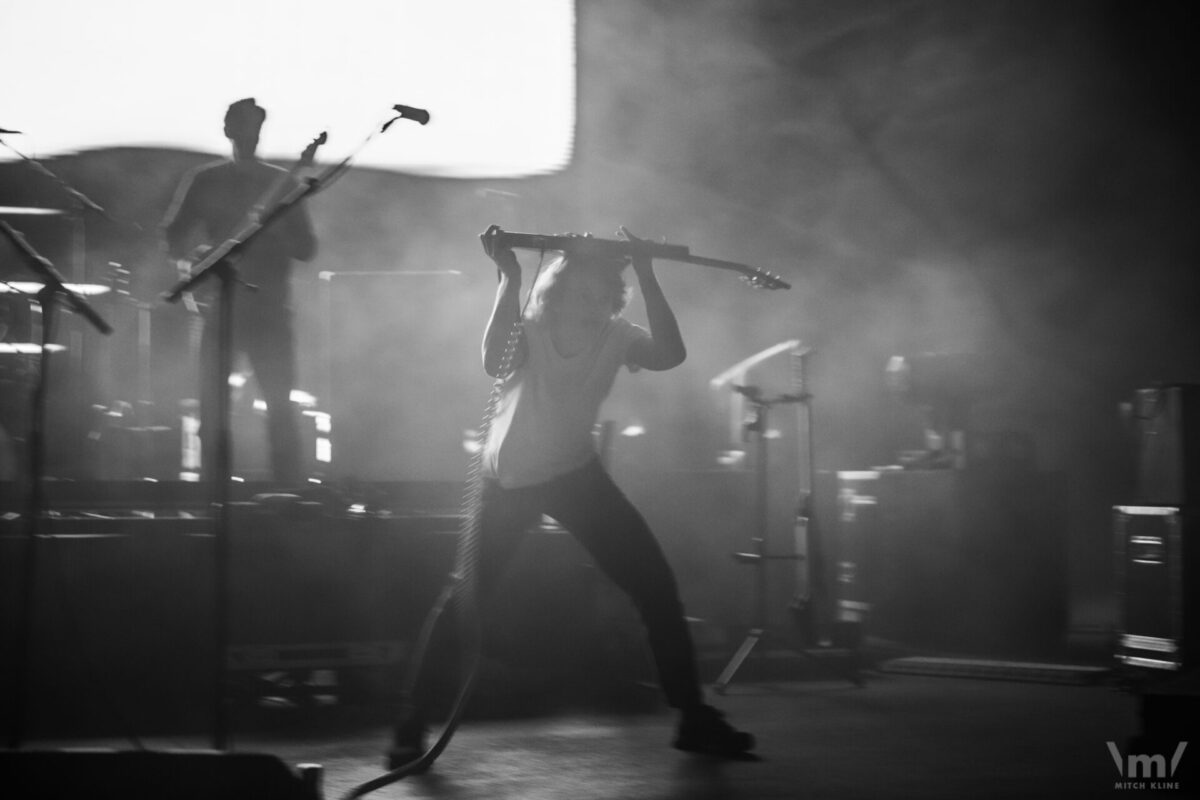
xmin=2 ymin=133 xmax=150 ymax=465
xmin=162 ymin=142 xmax=366 ymax=752
xmin=787 ymin=348 xmax=823 ymax=644
xmin=0 ymin=135 xmax=141 ymax=236
xmin=0 ymin=220 xmax=112 ymax=750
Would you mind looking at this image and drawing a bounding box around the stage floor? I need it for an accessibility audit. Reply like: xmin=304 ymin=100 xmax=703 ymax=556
xmin=17 ymin=672 xmax=1179 ymax=800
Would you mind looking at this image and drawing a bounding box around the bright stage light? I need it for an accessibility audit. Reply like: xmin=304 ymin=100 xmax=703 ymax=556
xmin=1 ymin=0 xmax=575 ymax=177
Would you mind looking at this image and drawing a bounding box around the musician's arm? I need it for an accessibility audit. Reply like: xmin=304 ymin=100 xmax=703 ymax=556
xmin=624 ymin=228 xmax=686 ymax=371
xmin=283 ymin=196 xmax=318 ymax=262
xmin=158 ymin=171 xmax=205 ymax=315
xmin=161 ymin=170 xmax=200 ymax=260
xmin=481 ymin=225 xmax=527 ymax=377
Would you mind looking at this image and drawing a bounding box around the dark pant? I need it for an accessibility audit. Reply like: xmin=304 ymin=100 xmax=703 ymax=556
xmin=412 ymin=458 xmax=703 ymax=716
xmin=480 ymin=460 xmax=703 ymax=708
xmin=199 ymin=304 xmax=303 ymax=484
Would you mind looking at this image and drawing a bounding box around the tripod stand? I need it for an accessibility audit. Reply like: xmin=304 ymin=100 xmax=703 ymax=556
xmin=713 ymin=359 xmax=863 ymax=693
xmin=713 ymin=385 xmax=805 ymax=694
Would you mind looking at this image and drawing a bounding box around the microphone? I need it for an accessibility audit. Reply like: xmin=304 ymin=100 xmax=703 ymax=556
xmin=391 ymin=104 xmax=430 ymax=125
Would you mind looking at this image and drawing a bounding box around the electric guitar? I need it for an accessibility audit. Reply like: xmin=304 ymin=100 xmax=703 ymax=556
xmin=252 ymin=131 xmax=327 ymax=222
xmin=493 ymin=230 xmax=791 ymax=290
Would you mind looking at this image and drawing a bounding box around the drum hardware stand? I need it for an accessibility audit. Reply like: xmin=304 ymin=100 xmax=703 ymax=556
xmin=89 ymin=262 xmax=166 ymax=478
xmin=1 ymin=136 xmax=147 ymax=479
xmin=790 ymin=348 xmax=864 ymax=679
xmin=712 ymin=349 xmax=863 ymax=694
xmin=713 ymin=384 xmax=807 ymax=694
xmin=0 ymin=220 xmax=112 ymax=750
xmin=788 ymin=345 xmax=823 ymax=647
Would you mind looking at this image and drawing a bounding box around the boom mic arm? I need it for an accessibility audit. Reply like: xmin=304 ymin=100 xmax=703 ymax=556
xmin=496 ymin=231 xmax=690 ymax=262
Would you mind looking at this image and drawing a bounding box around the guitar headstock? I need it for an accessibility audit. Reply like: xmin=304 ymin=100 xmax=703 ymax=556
xmin=300 ymin=132 xmax=328 ymax=168
xmin=675 ymin=252 xmax=792 ymax=290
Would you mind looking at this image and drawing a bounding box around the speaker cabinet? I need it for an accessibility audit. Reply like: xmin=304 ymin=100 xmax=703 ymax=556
xmin=831 ymin=471 xmax=879 ymax=629
xmin=833 ymin=468 xmax=1067 ymax=655
xmin=1114 ymin=505 xmax=1199 ymax=671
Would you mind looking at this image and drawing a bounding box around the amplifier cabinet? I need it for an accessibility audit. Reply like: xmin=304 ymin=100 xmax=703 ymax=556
xmin=832 ymin=471 xmax=880 ymax=628
xmin=833 ymin=468 xmax=1067 ymax=655
xmin=1114 ymin=505 xmax=1198 ymax=671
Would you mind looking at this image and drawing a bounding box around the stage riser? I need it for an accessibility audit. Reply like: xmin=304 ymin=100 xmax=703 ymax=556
xmin=1 ymin=511 xmax=641 ymax=736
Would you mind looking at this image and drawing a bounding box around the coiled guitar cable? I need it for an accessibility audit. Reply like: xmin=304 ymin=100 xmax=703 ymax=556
xmin=341 ymin=262 xmax=538 ymax=799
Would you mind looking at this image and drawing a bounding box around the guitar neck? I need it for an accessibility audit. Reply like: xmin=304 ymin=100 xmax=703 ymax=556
xmin=495 ymin=229 xmax=790 ymax=290
xmin=673 ymin=253 xmax=793 ymax=290
xmin=255 ymin=133 xmax=327 ymax=215
xmin=675 ymin=253 xmax=750 ymax=271
xmin=498 ymin=232 xmax=690 ymax=261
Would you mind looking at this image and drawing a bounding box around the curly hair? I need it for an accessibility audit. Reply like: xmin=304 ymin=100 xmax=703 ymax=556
xmin=527 ymin=253 xmax=631 ymax=320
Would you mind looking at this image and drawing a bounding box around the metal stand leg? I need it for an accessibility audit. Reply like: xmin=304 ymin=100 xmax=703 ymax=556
xmin=713 ymin=390 xmax=792 ymax=694
xmin=713 ymin=377 xmax=865 ymax=694
xmin=713 ymin=628 xmax=764 ymax=694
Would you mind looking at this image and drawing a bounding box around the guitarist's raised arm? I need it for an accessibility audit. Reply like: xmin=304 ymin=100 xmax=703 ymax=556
xmin=622 ymin=226 xmax=686 ymax=371
xmin=480 ymin=224 xmax=527 ymax=377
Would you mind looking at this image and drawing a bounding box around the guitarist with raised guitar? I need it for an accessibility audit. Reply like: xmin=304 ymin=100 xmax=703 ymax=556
xmin=385 ymin=226 xmax=761 ymax=772
xmin=161 ymin=98 xmax=319 ymax=486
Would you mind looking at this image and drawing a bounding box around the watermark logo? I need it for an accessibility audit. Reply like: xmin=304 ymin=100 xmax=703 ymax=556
xmin=1108 ymin=741 xmax=1187 ymax=791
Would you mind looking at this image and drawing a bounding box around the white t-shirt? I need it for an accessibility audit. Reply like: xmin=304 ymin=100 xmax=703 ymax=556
xmin=482 ymin=315 xmax=648 ymax=488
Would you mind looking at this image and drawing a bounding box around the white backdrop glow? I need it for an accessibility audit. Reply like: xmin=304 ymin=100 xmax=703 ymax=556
xmin=0 ymin=0 xmax=575 ymax=177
